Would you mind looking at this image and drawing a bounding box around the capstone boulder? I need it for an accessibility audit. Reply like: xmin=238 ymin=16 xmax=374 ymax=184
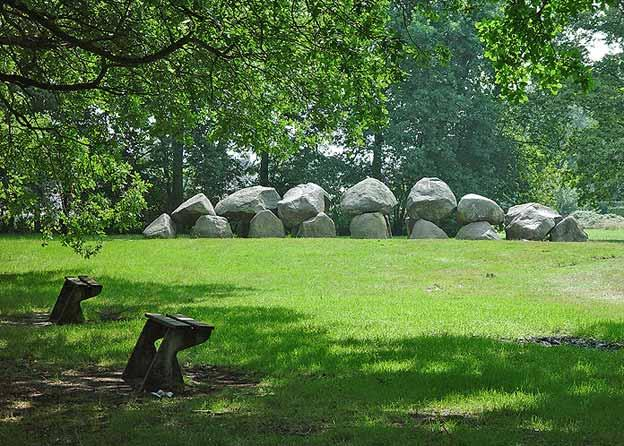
xmin=406 ymin=177 xmax=457 ymax=224
xmin=457 ymin=194 xmax=504 ymax=225
xmin=278 ymin=183 xmax=329 ymax=228
xmin=505 ymin=202 xmax=562 ymax=227
xmin=171 ymin=193 xmax=215 ymax=226
xmin=505 ymin=203 xmax=561 ymax=241
xmin=340 ymin=178 xmax=397 ymax=216
xmin=215 ymin=186 xmax=281 ymax=236
xmin=215 ymin=186 xmax=281 ymax=220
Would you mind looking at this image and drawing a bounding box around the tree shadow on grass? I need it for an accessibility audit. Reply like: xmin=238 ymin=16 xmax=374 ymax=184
xmin=0 ymin=270 xmax=261 ymax=365
xmin=0 ymin=270 xmax=258 ymax=319
xmin=1 ymin=300 xmax=624 ymax=444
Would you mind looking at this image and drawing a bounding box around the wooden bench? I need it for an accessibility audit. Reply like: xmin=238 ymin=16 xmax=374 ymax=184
xmin=122 ymin=313 xmax=214 ymax=392
xmin=49 ymin=276 xmax=102 ymax=325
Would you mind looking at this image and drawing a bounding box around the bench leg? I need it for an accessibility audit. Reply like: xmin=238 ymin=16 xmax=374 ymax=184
xmin=49 ymin=283 xmax=85 ymax=324
xmin=141 ymin=328 xmax=212 ymax=392
xmin=49 ymin=278 xmax=102 ymax=325
xmin=122 ymin=320 xmax=167 ymax=386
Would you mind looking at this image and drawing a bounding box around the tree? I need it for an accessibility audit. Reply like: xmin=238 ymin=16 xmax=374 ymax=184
xmin=503 ymin=4 xmax=624 ymax=208
xmin=477 ymin=0 xmax=619 ymax=101
xmin=379 ymin=5 xmax=523 ymax=234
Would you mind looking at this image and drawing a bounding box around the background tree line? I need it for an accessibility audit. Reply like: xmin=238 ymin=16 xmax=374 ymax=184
xmin=129 ymin=4 xmax=624 ymax=235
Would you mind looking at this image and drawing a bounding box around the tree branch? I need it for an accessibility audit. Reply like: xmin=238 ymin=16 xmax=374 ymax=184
xmin=0 ymin=63 xmax=108 ymax=91
xmin=0 ymin=35 xmax=59 ymax=49
xmin=5 ymin=0 xmax=195 ymax=66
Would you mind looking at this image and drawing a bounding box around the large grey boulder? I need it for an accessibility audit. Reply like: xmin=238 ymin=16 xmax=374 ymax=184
xmin=340 ymin=178 xmax=397 ymax=216
xmin=191 ymin=215 xmax=233 ymax=238
xmin=350 ymin=212 xmax=390 ymax=239
xmin=456 ymin=221 xmax=501 ymax=240
xmin=248 ymin=210 xmax=285 ymax=238
xmin=297 ymin=212 xmax=336 ymax=238
xmin=409 ymin=219 xmax=448 ymax=239
xmin=550 ymin=216 xmax=588 ymax=242
xmin=505 ymin=202 xmax=562 ymax=227
xmin=406 ymin=177 xmax=457 ymax=224
xmin=215 ymin=186 xmax=281 ymax=236
xmin=278 ymin=183 xmax=330 ymax=228
xmin=457 ymin=194 xmax=504 ymax=225
xmin=171 ymin=193 xmax=215 ymax=226
xmin=505 ymin=203 xmax=561 ymax=241
xmin=215 ymin=186 xmax=281 ymax=220
xmin=143 ymin=213 xmax=176 ymax=238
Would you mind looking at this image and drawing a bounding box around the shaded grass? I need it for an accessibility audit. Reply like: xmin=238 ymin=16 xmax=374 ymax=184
xmin=2 ymin=235 xmax=624 ymax=444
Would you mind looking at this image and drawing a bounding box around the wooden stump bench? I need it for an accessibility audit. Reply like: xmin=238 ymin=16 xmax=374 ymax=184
xmin=49 ymin=276 xmax=102 ymax=325
xmin=122 ymin=313 xmax=214 ymax=392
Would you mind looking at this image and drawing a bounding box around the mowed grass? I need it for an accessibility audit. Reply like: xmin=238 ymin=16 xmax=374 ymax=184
xmin=2 ymin=231 xmax=624 ymax=445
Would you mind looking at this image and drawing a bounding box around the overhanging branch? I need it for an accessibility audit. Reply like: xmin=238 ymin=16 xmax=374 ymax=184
xmin=0 ymin=63 xmax=108 ymax=91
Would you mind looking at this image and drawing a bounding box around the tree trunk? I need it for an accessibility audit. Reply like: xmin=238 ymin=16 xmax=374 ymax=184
xmin=170 ymin=141 xmax=184 ymax=211
xmin=371 ymin=132 xmax=383 ymax=180
xmin=259 ymin=152 xmax=269 ymax=186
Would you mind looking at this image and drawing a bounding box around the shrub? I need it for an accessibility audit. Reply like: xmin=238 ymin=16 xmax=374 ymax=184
xmin=554 ymin=187 xmax=579 ymax=216
xmin=572 ymin=210 xmax=624 ymax=230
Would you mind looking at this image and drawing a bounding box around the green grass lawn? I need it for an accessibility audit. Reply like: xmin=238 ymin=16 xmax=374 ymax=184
xmin=2 ymin=232 xmax=624 ymax=445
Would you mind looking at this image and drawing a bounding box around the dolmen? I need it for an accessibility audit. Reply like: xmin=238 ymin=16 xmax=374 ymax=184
xmin=278 ymin=183 xmax=336 ymax=237
xmin=215 ymin=186 xmax=282 ymax=237
xmin=142 ymin=184 xmax=337 ymax=239
xmin=455 ymin=194 xmax=503 ymax=240
xmin=406 ymin=177 xmax=456 ymax=239
xmin=141 ymin=181 xmax=589 ymax=243
xmin=49 ymin=276 xmax=102 ymax=324
xmin=143 ymin=192 xmax=231 ymax=238
xmin=505 ymin=203 xmax=587 ymax=242
xmin=123 ymin=313 xmax=214 ymax=392
xmin=341 ymin=178 xmax=397 ymax=239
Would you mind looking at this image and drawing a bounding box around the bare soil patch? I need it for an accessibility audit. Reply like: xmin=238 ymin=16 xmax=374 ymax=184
xmin=0 ymin=358 xmax=259 ymax=422
xmin=517 ymin=336 xmax=624 ymax=351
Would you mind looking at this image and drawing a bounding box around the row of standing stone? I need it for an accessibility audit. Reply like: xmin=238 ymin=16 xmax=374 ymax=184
xmin=403 ymin=178 xmax=586 ymax=242
xmin=143 ymin=177 xmax=588 ymax=242
xmin=331 ymin=176 xmax=585 ymax=241
xmin=143 ymin=183 xmax=335 ymax=238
